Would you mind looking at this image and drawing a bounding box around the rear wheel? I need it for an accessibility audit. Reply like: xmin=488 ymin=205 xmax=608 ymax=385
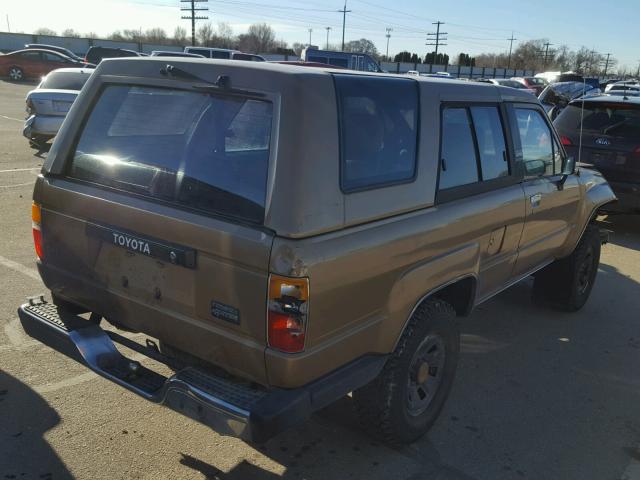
xmin=8 ymin=66 xmax=24 ymax=81
xmin=353 ymin=298 xmax=459 ymax=445
xmin=533 ymin=225 xmax=601 ymax=311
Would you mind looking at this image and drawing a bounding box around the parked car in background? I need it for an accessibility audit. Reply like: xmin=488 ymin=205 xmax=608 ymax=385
xmin=0 ymin=49 xmax=92 ymax=81
xmin=150 ymin=50 xmax=205 ymax=58
xmin=24 ymin=44 xmax=83 ymax=62
xmin=476 ymin=78 xmax=536 ymax=94
xmin=554 ymin=95 xmax=640 ymax=213
xmin=301 ymin=47 xmax=382 ymax=72
xmin=23 ymin=67 xmax=93 ymax=148
xmin=183 ymin=47 xmax=265 ymax=61
xmin=605 ymin=81 xmax=640 ymax=95
xmin=511 ymin=76 xmax=547 ymax=95
xmin=539 ymin=81 xmax=600 ymax=119
xmin=535 ymin=71 xmax=583 ymax=84
xmin=272 ymin=61 xmax=346 ymax=69
xmin=84 ymin=46 xmax=141 ymax=64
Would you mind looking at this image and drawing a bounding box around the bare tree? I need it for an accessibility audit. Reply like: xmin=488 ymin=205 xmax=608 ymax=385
xmin=145 ymin=27 xmax=168 ymax=44
xmin=173 ymin=26 xmax=187 ymax=45
xmin=343 ymin=39 xmax=379 ymax=57
xmin=238 ymin=23 xmax=275 ymax=53
xmin=61 ymin=28 xmax=80 ymax=38
xmin=34 ymin=27 xmax=57 ymax=36
xmin=197 ymin=23 xmax=216 ymax=47
xmin=217 ymin=22 xmax=234 ymax=49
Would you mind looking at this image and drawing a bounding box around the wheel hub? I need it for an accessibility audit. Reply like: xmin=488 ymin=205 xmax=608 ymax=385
xmin=416 ymin=361 xmax=430 ymax=385
xmin=406 ymin=334 xmax=446 ymax=416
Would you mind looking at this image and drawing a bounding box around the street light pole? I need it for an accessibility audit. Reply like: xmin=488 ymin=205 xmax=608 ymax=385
xmin=308 ymin=28 xmax=313 ymax=47
xmin=326 ymin=26 xmax=331 ymax=49
xmin=385 ymin=27 xmax=392 ymax=59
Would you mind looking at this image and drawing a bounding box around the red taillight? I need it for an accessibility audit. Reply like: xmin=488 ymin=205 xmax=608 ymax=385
xmin=32 ymin=202 xmax=43 ymax=259
xmin=267 ymin=275 xmax=309 ymax=353
xmin=560 ymin=136 xmax=573 ymax=146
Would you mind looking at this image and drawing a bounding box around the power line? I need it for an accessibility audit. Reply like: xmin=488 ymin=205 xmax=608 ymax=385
xmin=180 ymin=0 xmax=209 ymax=46
xmin=338 ymin=0 xmax=351 ymax=51
xmin=426 ymin=20 xmax=447 ymax=58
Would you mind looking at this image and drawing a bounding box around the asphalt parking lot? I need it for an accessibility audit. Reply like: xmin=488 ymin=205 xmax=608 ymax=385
xmin=1 ymin=78 xmax=639 ymax=480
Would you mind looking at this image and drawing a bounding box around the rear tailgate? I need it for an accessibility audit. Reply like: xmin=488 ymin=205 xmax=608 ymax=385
xmin=35 ymin=83 xmax=276 ymax=384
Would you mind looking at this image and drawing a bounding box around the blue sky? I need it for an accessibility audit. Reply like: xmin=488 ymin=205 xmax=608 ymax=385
xmin=2 ymin=0 xmax=638 ymax=69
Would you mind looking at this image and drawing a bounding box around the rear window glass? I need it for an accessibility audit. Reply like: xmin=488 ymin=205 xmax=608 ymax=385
xmin=335 ymin=75 xmax=418 ymax=191
xmin=555 ymin=103 xmax=640 ymax=137
xmin=69 ymin=85 xmax=272 ymax=223
xmin=40 ymin=72 xmax=90 ymax=90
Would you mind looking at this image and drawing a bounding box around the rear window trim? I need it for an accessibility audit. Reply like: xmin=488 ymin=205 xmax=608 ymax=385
xmin=61 ymin=81 xmax=276 ymax=226
xmin=333 ymin=73 xmax=421 ymax=194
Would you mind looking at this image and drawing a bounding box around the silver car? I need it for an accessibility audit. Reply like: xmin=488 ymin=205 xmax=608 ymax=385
xmin=23 ymin=67 xmax=92 ymax=148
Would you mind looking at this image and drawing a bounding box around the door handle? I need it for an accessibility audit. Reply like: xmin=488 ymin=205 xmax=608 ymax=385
xmin=530 ymin=193 xmax=542 ymax=208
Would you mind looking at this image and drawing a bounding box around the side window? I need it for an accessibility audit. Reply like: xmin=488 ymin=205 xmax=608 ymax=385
xmin=335 ymin=75 xmax=418 ymax=191
xmin=469 ymin=106 xmax=509 ymax=180
xmin=439 ymin=108 xmax=479 ymax=189
xmin=42 ymin=52 xmax=64 ymax=62
xmin=514 ymin=108 xmax=554 ymax=177
xmin=17 ymin=52 xmax=41 ymax=61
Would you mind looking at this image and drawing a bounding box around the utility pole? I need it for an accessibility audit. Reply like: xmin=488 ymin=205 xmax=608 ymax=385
xmin=587 ymin=49 xmax=597 ymax=75
xmin=5 ymin=14 xmax=10 ymax=33
xmin=541 ymin=42 xmax=553 ymax=70
xmin=325 ymin=27 xmax=331 ymax=49
xmin=426 ymin=21 xmax=447 ymax=62
xmin=602 ymin=53 xmax=611 ymax=77
xmin=636 ymin=60 xmax=640 ymax=78
xmin=338 ymin=0 xmax=351 ymax=51
xmin=308 ymin=28 xmax=313 ymax=47
xmin=181 ymin=0 xmax=209 ymax=47
xmin=507 ymin=32 xmax=517 ymax=69
xmin=385 ymin=27 xmax=392 ymax=60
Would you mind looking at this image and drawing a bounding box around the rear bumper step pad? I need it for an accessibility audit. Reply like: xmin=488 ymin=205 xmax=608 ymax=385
xmin=17 ymin=298 xmax=386 ymax=443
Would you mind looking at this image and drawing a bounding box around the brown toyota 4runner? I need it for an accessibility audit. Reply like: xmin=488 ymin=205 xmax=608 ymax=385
xmin=19 ymin=58 xmax=616 ymax=444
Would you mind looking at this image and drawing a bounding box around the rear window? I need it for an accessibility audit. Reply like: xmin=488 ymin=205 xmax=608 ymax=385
xmin=555 ymin=103 xmax=640 ymax=137
xmin=69 ymin=85 xmax=272 ymax=223
xmin=335 ymin=75 xmax=418 ymax=191
xmin=40 ymin=72 xmax=90 ymax=90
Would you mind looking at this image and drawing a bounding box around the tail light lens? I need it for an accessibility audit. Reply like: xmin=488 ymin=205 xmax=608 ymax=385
xmin=32 ymin=202 xmax=43 ymax=259
xmin=560 ymin=135 xmax=573 ymax=146
xmin=268 ymin=275 xmax=309 ymax=353
xmin=26 ymin=98 xmax=35 ymax=115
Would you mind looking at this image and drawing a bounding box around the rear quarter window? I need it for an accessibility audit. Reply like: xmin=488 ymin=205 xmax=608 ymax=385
xmin=335 ymin=75 xmax=418 ymax=192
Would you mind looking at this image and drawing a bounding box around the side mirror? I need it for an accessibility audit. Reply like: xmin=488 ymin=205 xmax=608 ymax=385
xmin=557 ymin=156 xmax=576 ymax=190
xmin=524 ymin=159 xmax=546 ymax=176
xmin=562 ymin=155 xmax=576 ymax=176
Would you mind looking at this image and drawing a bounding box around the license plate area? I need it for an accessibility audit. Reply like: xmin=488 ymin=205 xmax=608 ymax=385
xmin=86 ymin=223 xmax=196 ymax=269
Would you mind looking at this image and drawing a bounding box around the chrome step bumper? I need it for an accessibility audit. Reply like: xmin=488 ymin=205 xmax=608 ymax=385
xmin=18 ymin=297 xmax=386 ymax=443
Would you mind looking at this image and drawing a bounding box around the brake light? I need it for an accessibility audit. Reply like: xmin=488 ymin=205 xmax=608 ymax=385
xmin=26 ymin=98 xmax=35 ymax=115
xmin=560 ymin=136 xmax=573 ymax=146
xmin=267 ymin=275 xmax=309 ymax=353
xmin=32 ymin=202 xmax=43 ymax=259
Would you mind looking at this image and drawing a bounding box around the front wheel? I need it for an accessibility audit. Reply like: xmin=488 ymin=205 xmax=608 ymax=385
xmin=8 ymin=66 xmax=24 ymax=81
xmin=353 ymin=299 xmax=459 ymax=445
xmin=533 ymin=225 xmax=601 ymax=311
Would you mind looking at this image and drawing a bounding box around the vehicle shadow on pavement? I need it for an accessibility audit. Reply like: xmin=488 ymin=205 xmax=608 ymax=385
xmin=177 ymin=254 xmax=640 ymax=480
xmin=596 ymin=214 xmax=640 ymax=250
xmin=0 ymin=370 xmax=74 ymax=479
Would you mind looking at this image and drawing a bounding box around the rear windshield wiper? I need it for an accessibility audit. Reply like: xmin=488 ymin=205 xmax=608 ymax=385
xmin=603 ymin=119 xmax=628 ymax=135
xmin=159 ymin=64 xmax=264 ymax=97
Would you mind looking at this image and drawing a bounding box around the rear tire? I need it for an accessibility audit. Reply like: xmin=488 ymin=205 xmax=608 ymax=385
xmin=8 ymin=66 xmax=24 ymax=81
xmin=353 ymin=298 xmax=459 ymax=445
xmin=533 ymin=225 xmax=601 ymax=312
